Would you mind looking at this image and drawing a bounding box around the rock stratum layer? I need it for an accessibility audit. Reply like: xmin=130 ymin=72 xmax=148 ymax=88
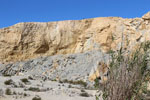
xmin=0 ymin=12 xmax=150 ymax=62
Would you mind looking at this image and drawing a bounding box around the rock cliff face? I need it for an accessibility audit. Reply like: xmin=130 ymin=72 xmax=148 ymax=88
xmin=0 ymin=12 xmax=150 ymax=62
xmin=0 ymin=12 xmax=150 ymax=100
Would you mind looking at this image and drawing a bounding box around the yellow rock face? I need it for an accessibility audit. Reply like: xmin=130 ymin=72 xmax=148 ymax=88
xmin=0 ymin=12 xmax=150 ymax=62
xmin=89 ymin=62 xmax=109 ymax=83
xmin=142 ymin=12 xmax=150 ymax=20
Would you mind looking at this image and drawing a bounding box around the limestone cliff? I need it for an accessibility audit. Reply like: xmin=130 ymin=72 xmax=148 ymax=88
xmin=0 ymin=12 xmax=150 ymax=62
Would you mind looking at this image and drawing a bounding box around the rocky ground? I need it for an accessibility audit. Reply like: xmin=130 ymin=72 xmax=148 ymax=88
xmin=0 ymin=51 xmax=109 ymax=83
xmin=0 ymin=75 xmax=102 ymax=100
xmin=0 ymin=51 xmax=106 ymax=100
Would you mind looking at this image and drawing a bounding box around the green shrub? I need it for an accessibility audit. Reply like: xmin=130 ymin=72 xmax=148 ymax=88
xmin=79 ymin=92 xmax=90 ymax=97
xmin=13 ymin=91 xmax=17 ymax=95
xmin=2 ymin=74 xmax=11 ymax=77
xmin=21 ymin=78 xmax=29 ymax=83
xmin=5 ymin=88 xmax=12 ymax=95
xmin=28 ymin=76 xmax=34 ymax=80
xmin=24 ymin=93 xmax=27 ymax=97
xmin=68 ymin=84 xmax=72 ymax=88
xmin=101 ymin=41 xmax=150 ymax=100
xmin=81 ymin=89 xmax=85 ymax=92
xmin=32 ymin=95 xmax=41 ymax=100
xmin=4 ymin=79 xmax=13 ymax=85
xmin=62 ymin=79 xmax=87 ymax=87
xmin=94 ymin=78 xmax=100 ymax=89
xmin=27 ymin=87 xmax=40 ymax=92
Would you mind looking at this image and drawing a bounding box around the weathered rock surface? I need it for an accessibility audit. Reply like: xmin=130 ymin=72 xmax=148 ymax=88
xmin=0 ymin=51 xmax=109 ymax=85
xmin=142 ymin=12 xmax=150 ymax=20
xmin=0 ymin=12 xmax=150 ymax=62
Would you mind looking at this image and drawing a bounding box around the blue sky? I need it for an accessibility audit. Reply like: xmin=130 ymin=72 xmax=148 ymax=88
xmin=0 ymin=0 xmax=150 ymax=28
